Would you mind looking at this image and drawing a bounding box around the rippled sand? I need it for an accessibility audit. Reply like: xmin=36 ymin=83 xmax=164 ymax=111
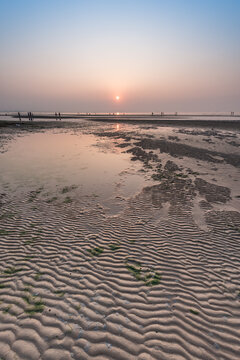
xmin=0 ymin=119 xmax=240 ymax=360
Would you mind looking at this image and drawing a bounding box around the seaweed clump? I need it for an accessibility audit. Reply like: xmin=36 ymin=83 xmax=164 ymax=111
xmin=125 ymin=260 xmax=161 ymax=286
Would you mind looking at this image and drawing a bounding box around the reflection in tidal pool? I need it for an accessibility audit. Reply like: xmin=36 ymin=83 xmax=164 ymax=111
xmin=0 ymin=130 xmax=151 ymax=213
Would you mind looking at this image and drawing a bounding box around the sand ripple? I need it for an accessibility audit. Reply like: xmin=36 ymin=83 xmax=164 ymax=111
xmin=0 ymin=124 xmax=240 ymax=359
xmin=0 ymin=186 xmax=240 ymax=360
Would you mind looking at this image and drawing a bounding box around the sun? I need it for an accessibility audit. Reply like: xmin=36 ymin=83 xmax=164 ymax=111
xmin=115 ymin=95 xmax=120 ymax=101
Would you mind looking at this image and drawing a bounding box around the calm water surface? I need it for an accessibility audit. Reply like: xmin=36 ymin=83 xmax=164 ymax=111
xmin=0 ymin=130 xmax=152 ymax=212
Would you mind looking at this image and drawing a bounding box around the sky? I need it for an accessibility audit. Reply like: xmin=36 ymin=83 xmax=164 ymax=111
xmin=0 ymin=0 xmax=240 ymax=112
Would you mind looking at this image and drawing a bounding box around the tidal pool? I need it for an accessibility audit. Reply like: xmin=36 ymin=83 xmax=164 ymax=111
xmin=0 ymin=129 xmax=152 ymax=213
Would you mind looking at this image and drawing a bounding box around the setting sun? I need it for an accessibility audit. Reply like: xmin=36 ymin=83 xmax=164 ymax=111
xmin=116 ymin=96 xmax=120 ymax=101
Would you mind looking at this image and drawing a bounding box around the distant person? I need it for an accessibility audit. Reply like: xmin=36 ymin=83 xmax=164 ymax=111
xmin=152 ymin=112 xmax=154 ymax=116
xmin=18 ymin=112 xmax=21 ymax=122
xmin=58 ymin=112 xmax=61 ymax=120
xmin=55 ymin=112 xmax=58 ymax=120
xmin=28 ymin=112 xmax=31 ymax=121
xmin=31 ymin=112 xmax=34 ymax=121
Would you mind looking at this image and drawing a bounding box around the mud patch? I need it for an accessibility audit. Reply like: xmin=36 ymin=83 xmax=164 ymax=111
xmin=142 ymin=177 xmax=195 ymax=208
xmin=126 ymin=146 xmax=158 ymax=164
xmin=134 ymin=138 xmax=240 ymax=167
xmin=164 ymin=160 xmax=180 ymax=172
xmin=195 ymin=178 xmax=231 ymax=203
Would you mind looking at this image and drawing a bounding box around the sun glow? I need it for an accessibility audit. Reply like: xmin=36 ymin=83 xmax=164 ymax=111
xmin=115 ymin=96 xmax=120 ymax=101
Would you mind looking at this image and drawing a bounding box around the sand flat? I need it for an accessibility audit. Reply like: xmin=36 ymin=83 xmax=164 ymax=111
xmin=0 ymin=118 xmax=240 ymax=360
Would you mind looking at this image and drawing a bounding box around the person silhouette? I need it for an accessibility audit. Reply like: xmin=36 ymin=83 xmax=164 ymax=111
xmin=18 ymin=112 xmax=21 ymax=122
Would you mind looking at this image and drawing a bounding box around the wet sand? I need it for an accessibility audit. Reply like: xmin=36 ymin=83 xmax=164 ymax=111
xmin=0 ymin=119 xmax=240 ymax=360
xmin=2 ymin=114 xmax=240 ymax=130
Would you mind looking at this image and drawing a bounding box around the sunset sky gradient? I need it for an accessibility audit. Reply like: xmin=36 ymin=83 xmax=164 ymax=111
xmin=0 ymin=0 xmax=240 ymax=112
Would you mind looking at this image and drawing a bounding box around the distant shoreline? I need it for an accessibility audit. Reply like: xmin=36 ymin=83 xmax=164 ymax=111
xmin=1 ymin=116 xmax=240 ymax=129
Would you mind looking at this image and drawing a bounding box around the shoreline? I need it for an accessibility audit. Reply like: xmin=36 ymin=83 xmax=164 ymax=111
xmin=1 ymin=117 xmax=240 ymax=130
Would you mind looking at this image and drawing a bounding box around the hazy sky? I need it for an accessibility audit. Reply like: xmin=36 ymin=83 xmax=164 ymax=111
xmin=0 ymin=0 xmax=240 ymax=112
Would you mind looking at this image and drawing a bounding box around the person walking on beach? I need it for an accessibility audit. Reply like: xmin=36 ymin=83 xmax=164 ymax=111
xmin=18 ymin=112 xmax=21 ymax=122
xmin=55 ymin=112 xmax=58 ymax=120
xmin=28 ymin=112 xmax=30 ymax=121
xmin=58 ymin=112 xmax=61 ymax=120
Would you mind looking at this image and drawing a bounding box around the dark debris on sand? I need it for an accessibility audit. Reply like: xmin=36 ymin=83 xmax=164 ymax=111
xmin=133 ymin=138 xmax=240 ymax=167
xmin=194 ymin=178 xmax=231 ymax=203
xmin=126 ymin=146 xmax=158 ymax=163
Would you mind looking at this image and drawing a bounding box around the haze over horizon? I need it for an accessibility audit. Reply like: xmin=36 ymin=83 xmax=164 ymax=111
xmin=0 ymin=0 xmax=240 ymax=113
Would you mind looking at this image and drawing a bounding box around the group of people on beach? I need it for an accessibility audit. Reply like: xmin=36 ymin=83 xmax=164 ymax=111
xmin=55 ymin=112 xmax=62 ymax=120
xmin=17 ymin=112 xmax=62 ymax=121
xmin=28 ymin=112 xmax=33 ymax=121
xmin=17 ymin=112 xmax=33 ymax=121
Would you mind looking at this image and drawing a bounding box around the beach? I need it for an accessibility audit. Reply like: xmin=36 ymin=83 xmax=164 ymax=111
xmin=0 ymin=117 xmax=240 ymax=360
